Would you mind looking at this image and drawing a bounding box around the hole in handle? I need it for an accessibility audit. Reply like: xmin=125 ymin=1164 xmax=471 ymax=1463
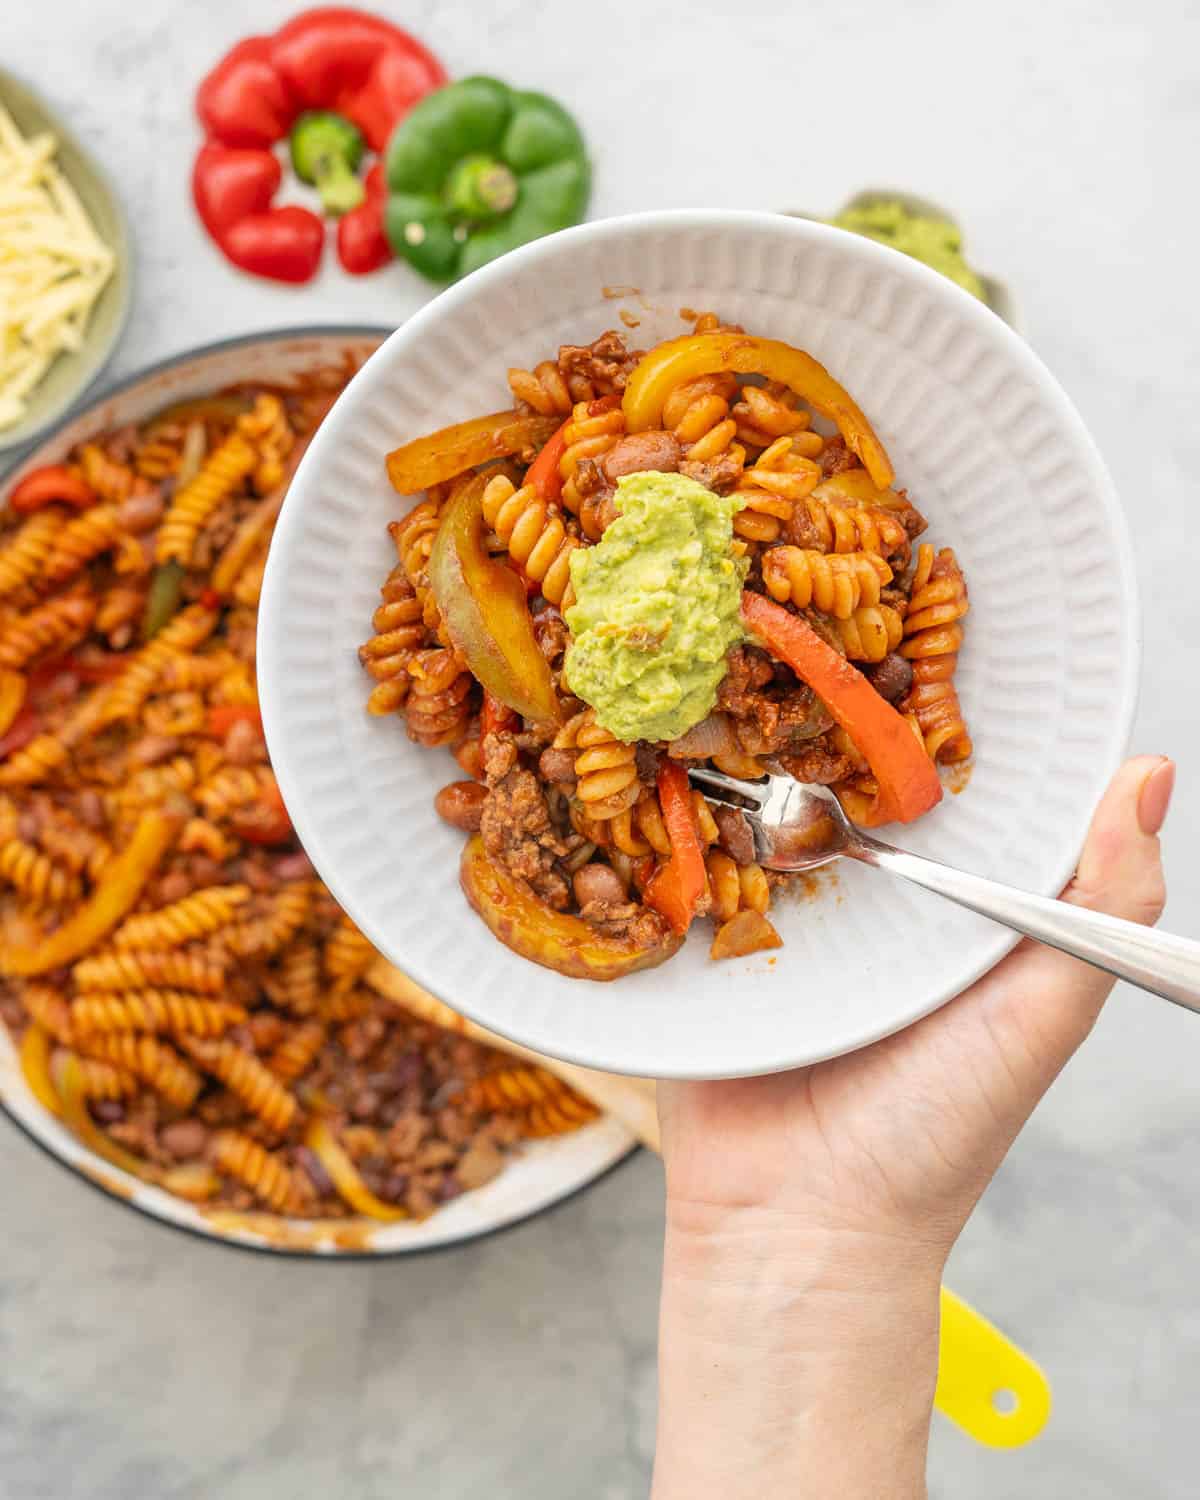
xmin=991 ymin=1388 xmax=1019 ymax=1416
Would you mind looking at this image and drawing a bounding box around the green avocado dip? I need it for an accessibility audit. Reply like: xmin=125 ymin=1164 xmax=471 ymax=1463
xmin=830 ymin=199 xmax=987 ymax=302
xmin=564 ymin=471 xmax=747 ymax=743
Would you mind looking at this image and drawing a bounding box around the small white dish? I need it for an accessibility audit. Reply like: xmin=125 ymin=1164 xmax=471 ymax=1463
xmin=0 ymin=69 xmax=133 ymax=456
xmin=259 ymin=210 xmax=1139 ymax=1081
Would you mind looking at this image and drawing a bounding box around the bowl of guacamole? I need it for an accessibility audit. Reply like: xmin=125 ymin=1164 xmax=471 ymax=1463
xmin=786 ymin=190 xmax=1019 ymax=331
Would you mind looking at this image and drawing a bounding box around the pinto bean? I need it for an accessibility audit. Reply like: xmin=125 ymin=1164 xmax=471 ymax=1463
xmin=160 ymin=1119 xmax=209 ymax=1160
xmin=434 ymin=780 xmax=488 ymax=832
xmin=117 ymin=489 xmax=165 ymax=533
xmin=601 ymin=430 xmax=682 ymax=482
xmin=713 ymin=805 xmax=755 ymax=867
xmin=572 ymin=862 xmax=627 ymax=909
xmin=864 ymin=652 xmax=914 ymax=703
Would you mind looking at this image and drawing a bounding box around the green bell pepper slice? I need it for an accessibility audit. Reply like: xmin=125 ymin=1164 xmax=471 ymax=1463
xmin=383 ymin=75 xmax=590 ymax=281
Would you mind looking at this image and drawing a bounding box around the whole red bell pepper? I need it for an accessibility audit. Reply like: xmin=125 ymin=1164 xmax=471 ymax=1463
xmin=193 ymin=7 xmax=444 ymax=283
xmin=269 ymin=8 xmax=444 ymax=152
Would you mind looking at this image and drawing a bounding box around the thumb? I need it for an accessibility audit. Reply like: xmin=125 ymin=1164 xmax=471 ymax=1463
xmin=982 ymin=755 xmax=1172 ymax=1077
xmin=1062 ymin=754 xmax=1172 ymax=929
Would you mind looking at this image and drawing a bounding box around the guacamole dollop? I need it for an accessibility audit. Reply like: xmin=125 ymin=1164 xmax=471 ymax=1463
xmin=830 ymin=200 xmax=987 ymax=302
xmin=564 ymin=471 xmax=747 ymax=743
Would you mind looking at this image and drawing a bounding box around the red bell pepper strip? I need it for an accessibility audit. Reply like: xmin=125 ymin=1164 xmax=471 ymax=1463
xmin=9 ymin=465 xmax=96 ymax=515
xmin=0 ymin=704 xmax=38 ymax=759
xmin=644 ymin=760 xmax=708 ymax=936
xmin=208 ymin=704 xmax=264 ymax=739
xmin=740 ymin=592 xmax=942 ymax=825
xmin=336 ymin=162 xmax=391 ymax=275
xmin=481 ymin=690 xmax=519 ymax=739
xmin=192 ymin=9 xmax=444 ymax=283
xmin=524 ymin=396 xmax=620 ymax=504
xmin=525 ymin=421 xmax=570 ymax=503
xmin=231 ymin=777 xmax=293 ymax=847
xmin=192 ymin=144 xmax=325 ymax=284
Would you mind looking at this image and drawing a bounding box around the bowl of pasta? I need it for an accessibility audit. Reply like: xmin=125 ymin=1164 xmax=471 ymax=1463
xmin=258 ymin=210 xmax=1139 ymax=1080
xmin=0 ymin=327 xmax=638 ymax=1255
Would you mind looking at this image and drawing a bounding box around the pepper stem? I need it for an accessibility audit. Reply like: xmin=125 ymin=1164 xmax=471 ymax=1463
xmin=444 ymin=155 xmax=518 ymax=220
xmin=312 ymin=153 xmax=366 ymax=217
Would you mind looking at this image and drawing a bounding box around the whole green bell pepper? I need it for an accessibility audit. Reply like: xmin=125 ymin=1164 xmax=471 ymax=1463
xmin=383 ymin=76 xmax=590 ymax=281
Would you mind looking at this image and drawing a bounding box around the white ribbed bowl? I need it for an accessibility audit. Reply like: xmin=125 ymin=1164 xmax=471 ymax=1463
xmin=260 ymin=211 xmax=1138 ymax=1080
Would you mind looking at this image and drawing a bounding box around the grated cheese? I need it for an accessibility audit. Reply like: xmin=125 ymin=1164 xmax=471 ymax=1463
xmin=0 ymin=103 xmax=114 ymax=431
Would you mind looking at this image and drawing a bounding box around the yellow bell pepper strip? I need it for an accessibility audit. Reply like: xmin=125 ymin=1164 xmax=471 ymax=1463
xmin=0 ymin=669 xmax=27 ymax=739
xmin=386 ymin=410 xmax=561 ymax=495
xmin=623 ymin=332 xmax=895 ymax=490
xmin=429 ymin=474 xmax=560 ymax=724
xmin=303 ymin=1116 xmax=407 ymax=1221
xmin=0 ymin=810 xmax=178 ymax=976
xmin=741 ymin=592 xmax=941 ymax=825
xmin=644 ymin=760 xmax=709 ymax=936
xmin=460 ymin=834 xmax=683 ymax=980
xmin=50 ymin=1051 xmax=158 ymax=1181
xmin=18 ymin=1023 xmax=61 ymax=1117
xmin=211 ymin=490 xmax=285 ymax=596
xmin=812 ymin=469 xmax=901 ymax=508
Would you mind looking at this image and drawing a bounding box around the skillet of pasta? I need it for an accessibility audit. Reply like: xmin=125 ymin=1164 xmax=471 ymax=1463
xmin=362 ymin=314 xmax=972 ymax=980
xmin=0 ymin=363 xmax=600 ymax=1224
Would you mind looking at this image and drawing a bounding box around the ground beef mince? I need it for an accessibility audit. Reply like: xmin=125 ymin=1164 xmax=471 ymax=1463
xmin=818 ymin=435 xmax=860 ymax=476
xmin=579 ymin=898 xmax=677 ymax=945
xmin=679 ymin=451 xmax=744 ymax=494
xmin=778 ymin=739 xmax=853 ymax=786
xmin=480 ymin=768 xmax=572 ymax=909
xmin=481 ymin=730 xmax=519 ymax=784
xmin=557 ymin=330 xmax=643 ymax=394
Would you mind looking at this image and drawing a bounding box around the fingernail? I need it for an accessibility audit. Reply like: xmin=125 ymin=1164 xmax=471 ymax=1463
xmin=1138 ymin=757 xmax=1175 ymax=835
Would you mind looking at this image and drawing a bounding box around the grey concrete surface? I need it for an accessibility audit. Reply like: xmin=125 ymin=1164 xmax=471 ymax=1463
xmin=2 ymin=1 xmax=1198 ymax=1495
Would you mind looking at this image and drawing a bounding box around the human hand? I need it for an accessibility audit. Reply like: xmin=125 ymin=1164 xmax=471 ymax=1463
xmin=653 ymin=755 xmax=1172 ymax=1499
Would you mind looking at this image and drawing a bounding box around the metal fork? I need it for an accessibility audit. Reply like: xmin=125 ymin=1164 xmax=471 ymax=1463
xmin=687 ymin=768 xmax=1200 ymax=1014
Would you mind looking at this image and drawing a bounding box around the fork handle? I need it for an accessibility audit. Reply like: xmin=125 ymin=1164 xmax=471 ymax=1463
xmin=848 ymin=838 xmax=1200 ymax=1014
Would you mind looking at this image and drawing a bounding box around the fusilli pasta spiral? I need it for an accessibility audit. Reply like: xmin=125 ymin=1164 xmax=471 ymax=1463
xmin=76 ymin=1032 xmax=201 ymax=1110
xmin=761 ymin=547 xmax=892 ymax=618
xmin=555 ymin=709 xmax=639 ymax=819
xmin=72 ymin=946 xmax=227 ymax=995
xmin=0 ymin=511 xmax=64 ymax=597
xmin=72 ymin=989 xmax=246 ymax=1038
xmin=405 ymin=648 xmax=473 ymax=748
xmin=0 ymin=592 xmax=96 ymax=670
xmin=156 ymin=430 xmax=257 ymax=567
xmin=481 ymin=473 xmax=581 ymax=608
xmin=900 ymin=544 xmax=972 ymax=763
xmin=180 ymin=1036 xmax=297 ymax=1134
xmin=112 ymin=884 xmax=251 ymax=950
xmin=211 ymin=1129 xmax=297 ymax=1211
xmin=0 ymin=838 xmax=80 ymax=906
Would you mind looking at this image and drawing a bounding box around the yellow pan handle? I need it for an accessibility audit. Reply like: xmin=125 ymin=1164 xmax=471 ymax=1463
xmin=935 ymin=1285 xmax=1052 ymax=1447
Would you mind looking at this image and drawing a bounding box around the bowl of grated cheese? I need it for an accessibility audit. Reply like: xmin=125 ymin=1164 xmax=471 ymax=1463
xmin=0 ymin=69 xmax=131 ymax=455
